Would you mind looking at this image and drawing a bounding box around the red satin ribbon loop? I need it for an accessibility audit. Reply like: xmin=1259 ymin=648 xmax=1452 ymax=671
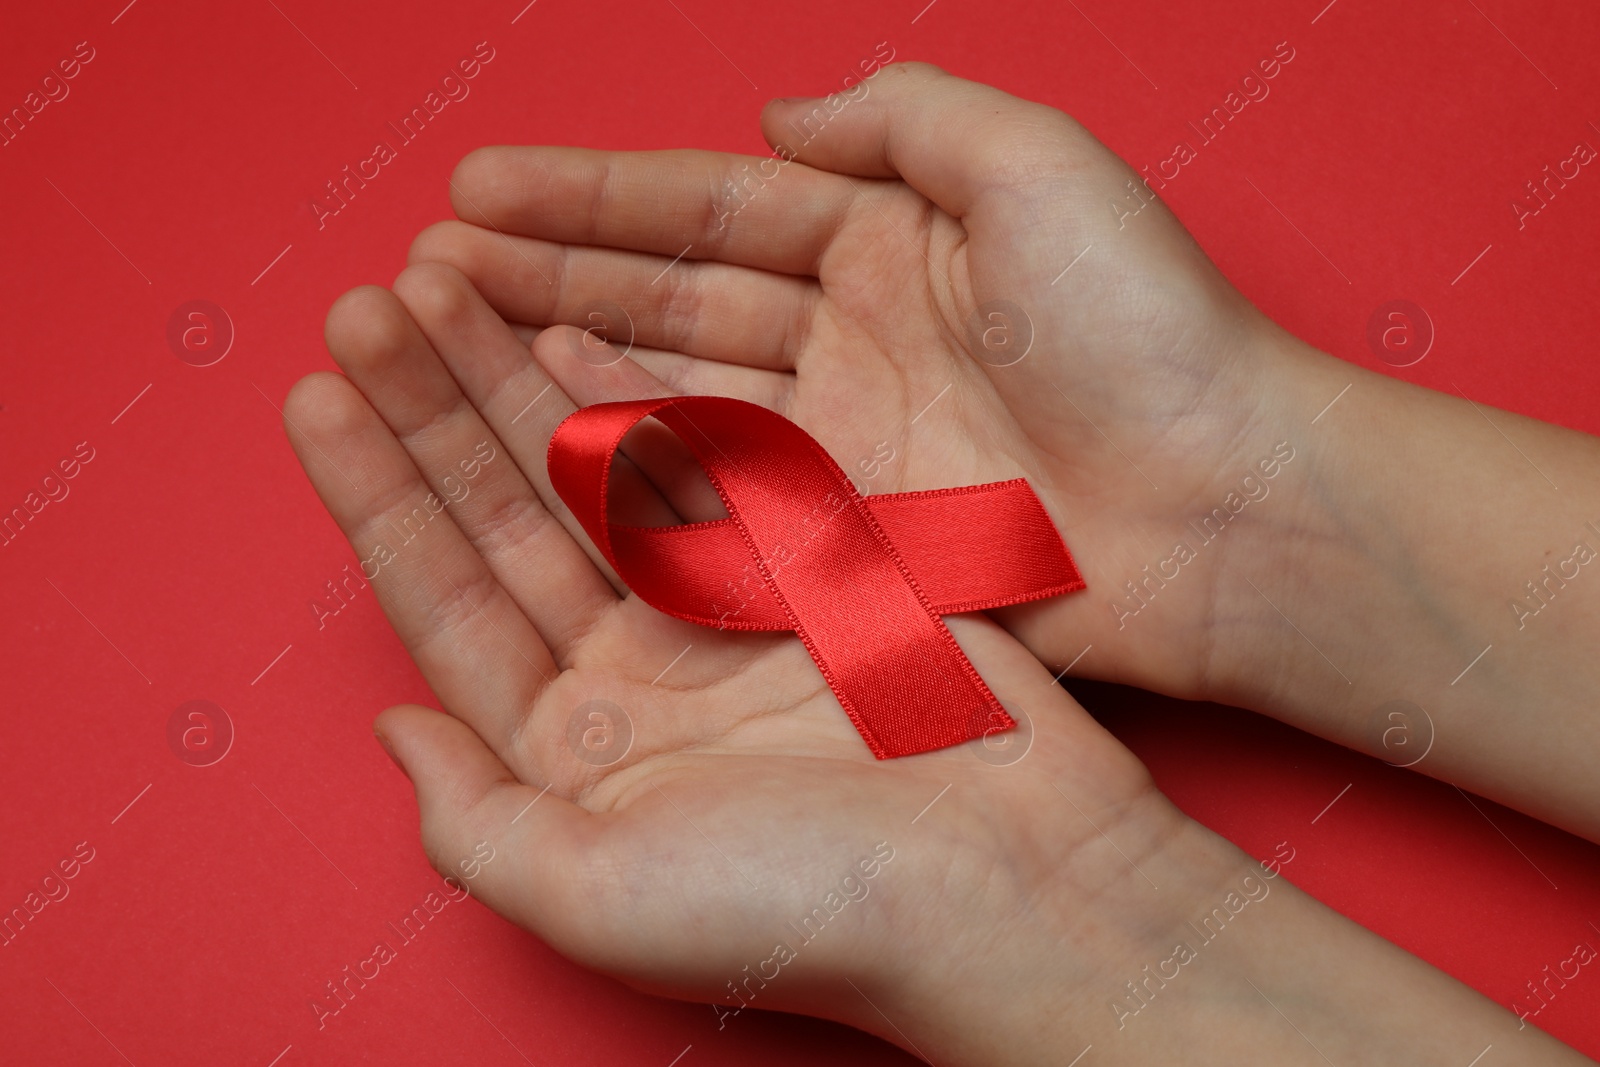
xmin=547 ymin=396 xmax=1084 ymax=759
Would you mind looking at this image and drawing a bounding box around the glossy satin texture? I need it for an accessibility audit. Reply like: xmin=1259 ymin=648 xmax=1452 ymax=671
xmin=547 ymin=396 xmax=1085 ymax=758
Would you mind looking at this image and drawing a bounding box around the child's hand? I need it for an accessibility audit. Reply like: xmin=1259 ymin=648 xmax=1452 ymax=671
xmin=286 ymin=61 xmax=1599 ymax=1064
xmin=407 ymin=61 xmax=1284 ymax=711
xmin=407 ymin=61 xmax=1600 ymax=844
xmin=283 ymin=270 xmax=1205 ymax=1060
xmin=281 ymin=273 xmax=1582 ymax=1063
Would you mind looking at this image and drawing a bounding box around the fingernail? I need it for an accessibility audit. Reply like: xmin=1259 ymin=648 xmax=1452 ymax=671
xmin=375 ymin=730 xmax=407 ymax=777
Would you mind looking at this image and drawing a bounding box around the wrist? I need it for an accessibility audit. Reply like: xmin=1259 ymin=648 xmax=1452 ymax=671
xmin=839 ymin=789 xmax=1228 ymax=1065
xmin=1190 ymin=323 xmax=1372 ymax=714
xmin=1199 ymin=323 xmax=1600 ymax=839
xmin=858 ymin=791 xmax=1581 ymax=1066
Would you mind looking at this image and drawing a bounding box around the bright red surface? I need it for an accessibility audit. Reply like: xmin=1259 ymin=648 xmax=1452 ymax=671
xmin=2 ymin=1 xmax=1596 ymax=1063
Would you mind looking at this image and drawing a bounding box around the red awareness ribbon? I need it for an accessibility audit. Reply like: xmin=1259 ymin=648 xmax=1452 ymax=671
xmin=547 ymin=396 xmax=1085 ymax=759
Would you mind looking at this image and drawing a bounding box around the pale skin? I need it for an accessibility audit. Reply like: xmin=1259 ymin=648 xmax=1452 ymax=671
xmin=284 ymin=63 xmax=1600 ymax=1065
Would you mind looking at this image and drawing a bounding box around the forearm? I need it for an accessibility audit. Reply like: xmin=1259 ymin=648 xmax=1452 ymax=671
xmin=854 ymin=811 xmax=1584 ymax=1066
xmin=1208 ymin=328 xmax=1600 ymax=840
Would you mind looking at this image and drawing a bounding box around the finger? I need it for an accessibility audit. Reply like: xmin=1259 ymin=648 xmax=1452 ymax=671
xmin=629 ymin=346 xmax=791 ymax=410
xmin=760 ymin=62 xmax=1089 ymax=220
xmin=500 ymin=322 xmax=789 ymax=411
xmin=327 ymin=280 xmax=618 ymax=668
xmin=532 ymin=325 xmax=727 ymax=524
xmin=507 ymin=323 xmax=785 ymax=523
xmin=375 ymin=704 xmax=607 ymax=959
xmin=409 ymin=219 xmax=815 ymax=373
xmin=283 ymin=371 xmax=554 ymax=770
xmin=447 ymin=145 xmax=856 ymax=277
xmin=381 ymin=262 xmax=685 ymax=549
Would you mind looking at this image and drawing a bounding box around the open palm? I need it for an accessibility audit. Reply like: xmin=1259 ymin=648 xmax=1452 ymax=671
xmin=283 ymin=245 xmax=1181 ymax=1045
xmin=410 ymin=62 xmax=1292 ymax=711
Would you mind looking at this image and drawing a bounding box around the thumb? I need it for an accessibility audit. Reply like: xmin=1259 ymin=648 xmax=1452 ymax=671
xmin=759 ymin=61 xmax=1100 ymax=220
xmin=374 ymin=704 xmax=604 ymax=954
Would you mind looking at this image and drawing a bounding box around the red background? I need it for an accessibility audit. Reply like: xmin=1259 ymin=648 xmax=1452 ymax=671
xmin=3 ymin=0 xmax=1598 ymax=1063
